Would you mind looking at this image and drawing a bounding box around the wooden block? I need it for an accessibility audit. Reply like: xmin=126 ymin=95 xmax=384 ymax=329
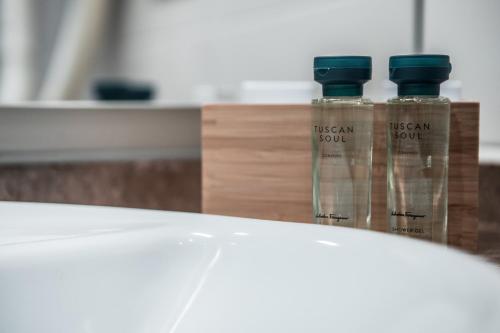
xmin=202 ymin=103 xmax=479 ymax=251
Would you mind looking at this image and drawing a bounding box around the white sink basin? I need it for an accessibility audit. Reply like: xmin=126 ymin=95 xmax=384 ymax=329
xmin=1 ymin=202 xmax=499 ymax=333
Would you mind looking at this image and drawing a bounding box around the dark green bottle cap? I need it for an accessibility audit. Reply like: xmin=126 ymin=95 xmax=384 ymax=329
xmin=389 ymin=54 xmax=452 ymax=96
xmin=314 ymin=56 xmax=372 ymax=97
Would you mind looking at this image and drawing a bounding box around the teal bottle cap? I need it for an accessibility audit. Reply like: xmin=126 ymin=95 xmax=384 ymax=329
xmin=389 ymin=54 xmax=452 ymax=96
xmin=314 ymin=56 xmax=372 ymax=97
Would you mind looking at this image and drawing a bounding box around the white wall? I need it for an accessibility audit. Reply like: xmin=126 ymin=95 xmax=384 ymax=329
xmin=425 ymin=0 xmax=500 ymax=149
xmin=109 ymin=0 xmax=500 ymax=155
xmin=113 ymin=0 xmax=413 ymax=102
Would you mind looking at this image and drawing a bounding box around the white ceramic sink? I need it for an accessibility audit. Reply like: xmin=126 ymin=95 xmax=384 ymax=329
xmin=1 ymin=202 xmax=500 ymax=333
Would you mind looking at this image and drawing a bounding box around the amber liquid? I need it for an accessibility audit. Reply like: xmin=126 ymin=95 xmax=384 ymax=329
xmin=387 ymin=96 xmax=450 ymax=243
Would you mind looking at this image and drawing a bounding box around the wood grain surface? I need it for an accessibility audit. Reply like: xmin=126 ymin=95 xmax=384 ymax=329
xmin=202 ymin=103 xmax=479 ymax=251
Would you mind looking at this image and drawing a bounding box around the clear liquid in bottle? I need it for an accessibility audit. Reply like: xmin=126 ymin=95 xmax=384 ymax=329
xmin=312 ymin=97 xmax=373 ymax=228
xmin=387 ymin=96 xmax=450 ymax=243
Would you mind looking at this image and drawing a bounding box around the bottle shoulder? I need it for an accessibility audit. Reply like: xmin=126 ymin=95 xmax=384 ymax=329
xmin=312 ymin=97 xmax=373 ymax=106
xmin=387 ymin=96 xmax=450 ymax=105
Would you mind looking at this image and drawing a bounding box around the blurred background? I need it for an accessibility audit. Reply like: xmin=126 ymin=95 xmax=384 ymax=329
xmin=0 ymin=0 xmax=499 ymax=257
xmin=2 ymin=0 xmax=500 ymax=107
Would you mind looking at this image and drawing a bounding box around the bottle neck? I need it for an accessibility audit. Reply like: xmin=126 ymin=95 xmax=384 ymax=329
xmin=397 ymin=83 xmax=440 ymax=97
xmin=322 ymin=83 xmax=363 ymax=97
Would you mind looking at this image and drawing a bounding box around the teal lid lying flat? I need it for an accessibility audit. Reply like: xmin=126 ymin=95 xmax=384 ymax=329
xmin=314 ymin=56 xmax=372 ymax=97
xmin=389 ymin=54 xmax=452 ymax=96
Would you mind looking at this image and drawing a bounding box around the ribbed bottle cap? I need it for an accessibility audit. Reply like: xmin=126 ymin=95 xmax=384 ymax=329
xmin=389 ymin=54 xmax=452 ymax=96
xmin=314 ymin=56 xmax=372 ymax=97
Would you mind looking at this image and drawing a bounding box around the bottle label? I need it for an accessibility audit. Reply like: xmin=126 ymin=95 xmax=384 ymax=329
xmin=315 ymin=212 xmax=350 ymax=222
xmin=313 ymin=125 xmax=354 ymax=144
xmin=390 ymin=122 xmax=431 ymax=141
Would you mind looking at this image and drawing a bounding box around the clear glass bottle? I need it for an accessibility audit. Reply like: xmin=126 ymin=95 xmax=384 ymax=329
xmin=312 ymin=56 xmax=373 ymax=228
xmin=386 ymin=55 xmax=452 ymax=243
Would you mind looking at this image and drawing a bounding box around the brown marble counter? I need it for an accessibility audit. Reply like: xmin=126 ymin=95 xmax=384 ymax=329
xmin=0 ymin=160 xmax=201 ymax=212
xmin=478 ymin=165 xmax=500 ymax=265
